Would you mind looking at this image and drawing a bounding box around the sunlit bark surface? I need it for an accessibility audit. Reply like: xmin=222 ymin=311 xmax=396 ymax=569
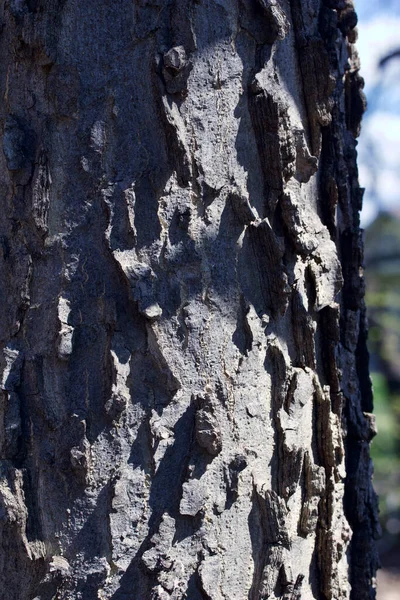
xmin=0 ymin=1 xmax=378 ymax=599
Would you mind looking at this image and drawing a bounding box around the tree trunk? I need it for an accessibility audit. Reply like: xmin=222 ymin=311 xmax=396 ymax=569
xmin=0 ymin=1 xmax=379 ymax=599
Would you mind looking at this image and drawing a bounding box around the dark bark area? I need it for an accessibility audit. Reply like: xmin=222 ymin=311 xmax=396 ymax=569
xmin=0 ymin=1 xmax=378 ymax=599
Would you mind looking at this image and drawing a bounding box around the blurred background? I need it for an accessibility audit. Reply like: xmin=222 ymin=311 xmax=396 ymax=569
xmin=357 ymin=0 xmax=400 ymax=597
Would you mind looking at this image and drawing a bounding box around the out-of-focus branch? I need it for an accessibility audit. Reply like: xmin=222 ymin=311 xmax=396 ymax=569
xmin=379 ymin=49 xmax=400 ymax=68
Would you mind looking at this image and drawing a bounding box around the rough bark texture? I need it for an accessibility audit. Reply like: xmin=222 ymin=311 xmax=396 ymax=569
xmin=0 ymin=1 xmax=378 ymax=599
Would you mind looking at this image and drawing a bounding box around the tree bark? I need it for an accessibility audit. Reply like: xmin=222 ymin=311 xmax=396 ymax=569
xmin=0 ymin=1 xmax=379 ymax=599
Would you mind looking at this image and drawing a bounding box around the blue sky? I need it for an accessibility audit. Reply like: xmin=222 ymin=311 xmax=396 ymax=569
xmin=357 ymin=0 xmax=400 ymax=21
xmin=356 ymin=0 xmax=400 ymax=224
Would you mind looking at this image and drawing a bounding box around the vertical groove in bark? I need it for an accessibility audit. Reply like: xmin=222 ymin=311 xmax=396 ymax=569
xmin=0 ymin=1 xmax=377 ymax=599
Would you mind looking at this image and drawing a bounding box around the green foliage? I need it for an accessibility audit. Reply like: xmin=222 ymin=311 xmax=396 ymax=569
xmin=365 ymin=212 xmax=400 ymax=546
xmin=370 ymin=372 xmax=398 ymax=470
